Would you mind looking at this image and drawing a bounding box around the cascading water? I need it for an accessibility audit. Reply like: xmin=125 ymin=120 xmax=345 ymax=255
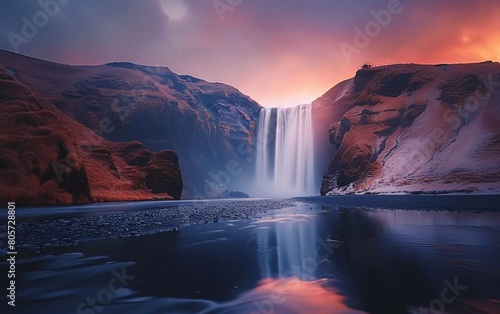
xmin=253 ymin=104 xmax=315 ymax=197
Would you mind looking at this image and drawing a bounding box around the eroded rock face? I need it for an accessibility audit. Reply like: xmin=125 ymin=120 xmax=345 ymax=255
xmin=329 ymin=118 xmax=351 ymax=148
xmin=316 ymin=62 xmax=500 ymax=195
xmin=0 ymin=66 xmax=92 ymax=205
xmin=145 ymin=150 xmax=183 ymax=199
xmin=0 ymin=51 xmax=261 ymax=197
xmin=0 ymin=64 xmax=184 ymax=205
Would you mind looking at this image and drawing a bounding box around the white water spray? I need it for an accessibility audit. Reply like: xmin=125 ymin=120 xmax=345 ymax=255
xmin=253 ymin=104 xmax=315 ymax=197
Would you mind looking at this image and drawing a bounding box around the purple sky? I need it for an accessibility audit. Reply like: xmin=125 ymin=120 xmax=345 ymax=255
xmin=1 ymin=0 xmax=499 ymax=107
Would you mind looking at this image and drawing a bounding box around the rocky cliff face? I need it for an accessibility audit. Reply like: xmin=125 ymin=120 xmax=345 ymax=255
xmin=0 ymin=51 xmax=261 ymax=197
xmin=315 ymin=62 xmax=500 ymax=195
xmin=0 ymin=64 xmax=183 ymax=205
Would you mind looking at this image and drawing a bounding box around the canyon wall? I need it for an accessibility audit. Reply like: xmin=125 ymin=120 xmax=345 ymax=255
xmin=315 ymin=62 xmax=500 ymax=195
xmin=0 ymin=64 xmax=182 ymax=205
xmin=0 ymin=50 xmax=261 ymax=198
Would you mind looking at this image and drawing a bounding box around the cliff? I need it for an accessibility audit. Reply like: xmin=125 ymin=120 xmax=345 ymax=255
xmin=0 ymin=50 xmax=261 ymax=198
xmin=0 ymin=65 xmax=182 ymax=205
xmin=315 ymin=62 xmax=500 ymax=195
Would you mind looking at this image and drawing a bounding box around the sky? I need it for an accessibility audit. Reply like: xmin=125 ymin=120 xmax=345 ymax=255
xmin=1 ymin=0 xmax=500 ymax=107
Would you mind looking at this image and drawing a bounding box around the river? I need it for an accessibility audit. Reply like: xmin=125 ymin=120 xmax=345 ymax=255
xmin=1 ymin=196 xmax=500 ymax=313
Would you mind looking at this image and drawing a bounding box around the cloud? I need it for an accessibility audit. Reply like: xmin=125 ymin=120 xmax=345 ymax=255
xmin=0 ymin=0 xmax=174 ymax=64
xmin=1 ymin=0 xmax=499 ymax=107
xmin=159 ymin=0 xmax=189 ymax=22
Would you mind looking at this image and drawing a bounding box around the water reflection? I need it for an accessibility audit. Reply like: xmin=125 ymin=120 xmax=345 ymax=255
xmin=254 ymin=214 xmax=318 ymax=279
xmin=324 ymin=207 xmax=500 ymax=314
xmin=213 ymin=277 xmax=365 ymax=314
xmin=4 ymin=201 xmax=500 ymax=314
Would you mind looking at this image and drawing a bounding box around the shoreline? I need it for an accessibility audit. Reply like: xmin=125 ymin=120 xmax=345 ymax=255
xmin=6 ymin=199 xmax=297 ymax=252
xmin=297 ymin=194 xmax=500 ymax=211
xmin=7 ymin=190 xmax=500 ymax=209
xmin=3 ymin=195 xmax=499 ymax=253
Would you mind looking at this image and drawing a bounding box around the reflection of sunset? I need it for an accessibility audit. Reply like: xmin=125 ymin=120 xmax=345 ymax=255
xmin=5 ymin=1 xmax=499 ymax=107
xmin=228 ymin=277 xmax=366 ymax=314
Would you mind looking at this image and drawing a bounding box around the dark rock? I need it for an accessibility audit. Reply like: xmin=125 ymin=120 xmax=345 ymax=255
xmin=145 ymin=150 xmax=183 ymax=199
xmin=438 ymin=73 xmax=487 ymax=106
xmin=336 ymin=144 xmax=372 ymax=187
xmin=328 ymin=118 xmax=351 ymax=148
xmin=222 ymin=189 xmax=250 ymax=198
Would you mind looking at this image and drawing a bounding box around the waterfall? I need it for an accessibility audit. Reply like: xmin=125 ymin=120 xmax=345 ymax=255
xmin=253 ymin=104 xmax=315 ymax=197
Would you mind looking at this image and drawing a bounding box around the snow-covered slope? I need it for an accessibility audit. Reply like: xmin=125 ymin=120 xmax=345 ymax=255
xmin=316 ymin=62 xmax=500 ymax=195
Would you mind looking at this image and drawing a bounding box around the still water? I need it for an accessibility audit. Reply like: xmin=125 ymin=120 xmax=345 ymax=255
xmin=2 ymin=198 xmax=500 ymax=313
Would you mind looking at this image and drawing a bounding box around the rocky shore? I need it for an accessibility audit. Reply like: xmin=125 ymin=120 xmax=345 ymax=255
xmin=11 ymin=199 xmax=296 ymax=251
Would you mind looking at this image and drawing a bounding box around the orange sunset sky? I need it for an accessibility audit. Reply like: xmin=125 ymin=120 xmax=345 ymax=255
xmin=1 ymin=0 xmax=499 ymax=107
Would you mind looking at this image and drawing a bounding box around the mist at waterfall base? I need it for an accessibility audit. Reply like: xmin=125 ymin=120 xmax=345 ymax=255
xmin=251 ymin=104 xmax=317 ymax=198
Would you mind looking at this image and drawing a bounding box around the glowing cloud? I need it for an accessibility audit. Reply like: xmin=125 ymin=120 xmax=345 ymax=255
xmin=1 ymin=0 xmax=499 ymax=108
